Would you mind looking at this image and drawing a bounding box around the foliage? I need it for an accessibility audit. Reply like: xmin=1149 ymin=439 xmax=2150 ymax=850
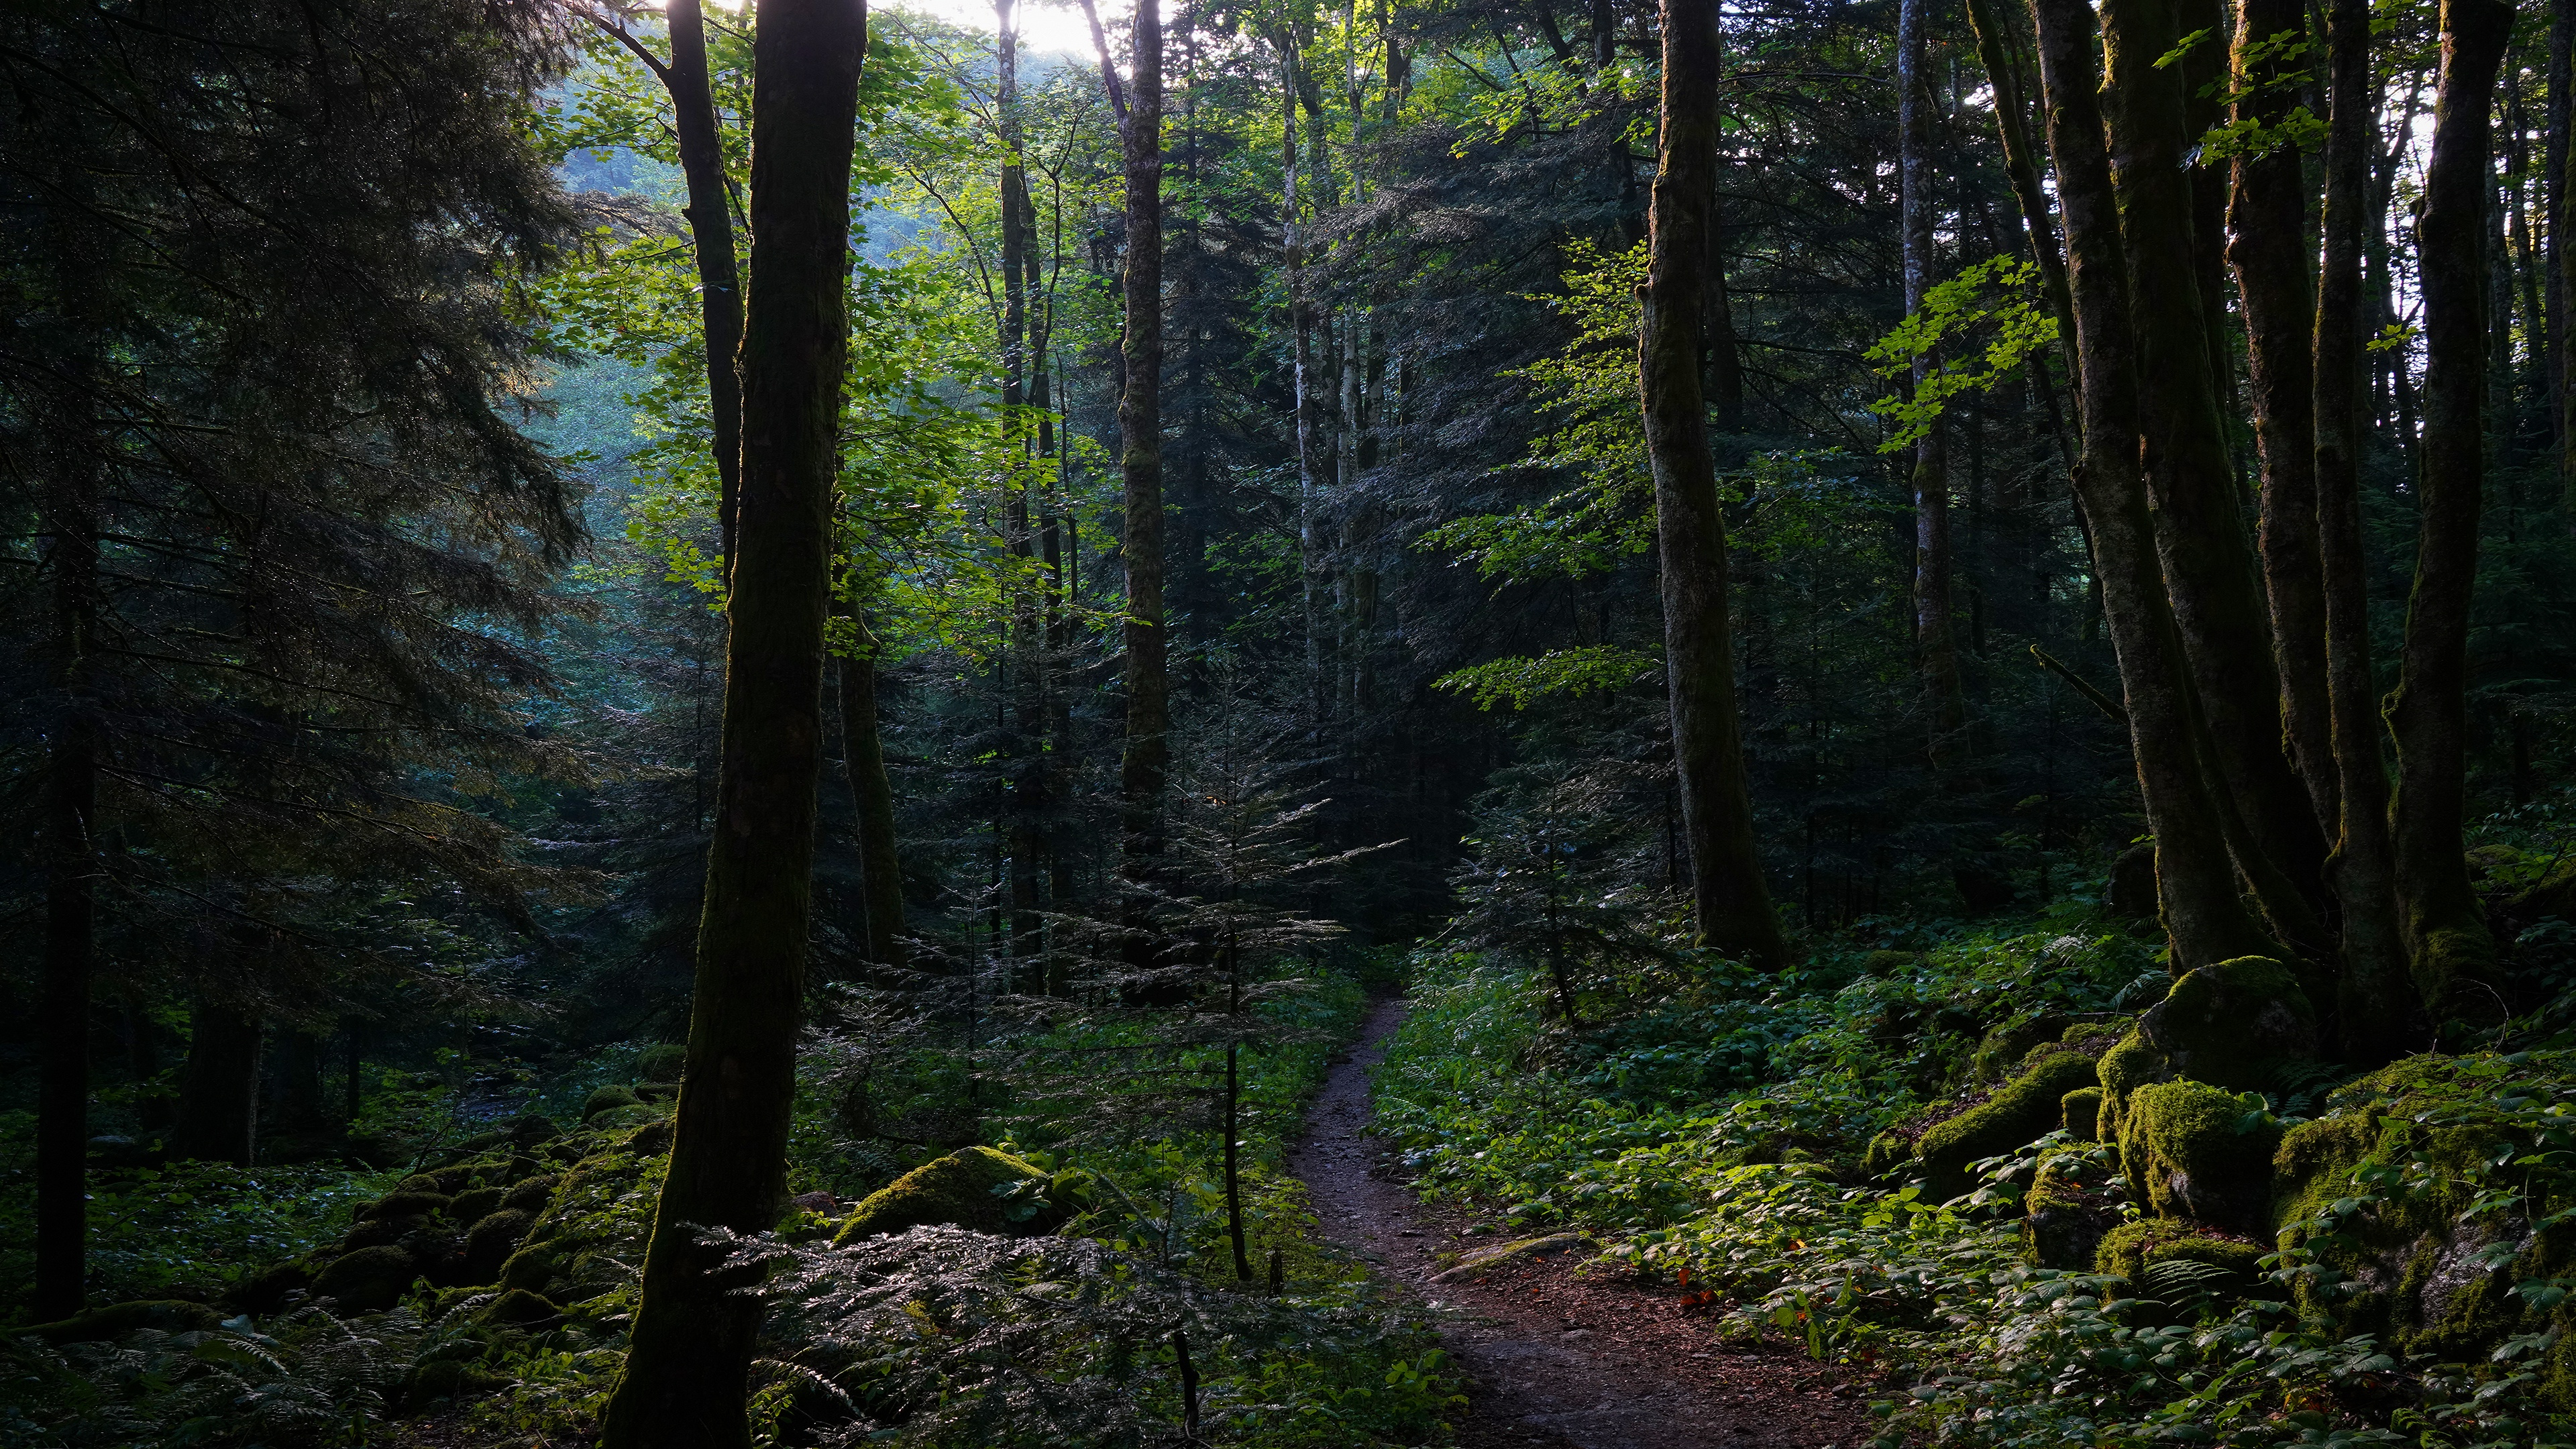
xmin=1866 ymin=257 xmax=2061 ymax=453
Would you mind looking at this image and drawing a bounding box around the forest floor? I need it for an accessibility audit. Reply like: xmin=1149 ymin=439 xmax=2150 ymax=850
xmin=1287 ymin=997 xmax=1876 ymax=1449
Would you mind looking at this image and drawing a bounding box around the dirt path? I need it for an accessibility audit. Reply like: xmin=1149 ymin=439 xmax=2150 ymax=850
xmin=1287 ymin=997 xmax=1872 ymax=1449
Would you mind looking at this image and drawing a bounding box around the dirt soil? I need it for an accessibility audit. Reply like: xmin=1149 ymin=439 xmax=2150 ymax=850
xmin=1287 ymin=997 xmax=1876 ymax=1449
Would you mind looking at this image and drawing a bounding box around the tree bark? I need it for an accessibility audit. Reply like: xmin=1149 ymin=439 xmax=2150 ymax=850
xmin=2031 ymin=0 xmax=2277 ymax=971
xmin=601 ymin=0 xmax=865 ymax=1441
xmin=170 ymin=999 xmax=263 ymax=1167
xmin=1644 ymin=0 xmax=1786 ymax=966
xmin=841 ymin=609 xmax=904 ymax=966
xmin=1962 ymin=0 xmax=2079 ymax=394
xmin=2312 ymin=0 xmax=2415 ymax=1062
xmin=1900 ymin=0 xmax=1969 ymax=771
xmin=2099 ymin=0 xmax=2333 ymax=956
xmin=2229 ymin=0 xmax=2337 ymax=835
xmin=35 ymin=472 xmax=97 ymax=1321
xmin=1119 ymin=0 xmax=1168 ymax=854
xmin=2390 ymin=0 xmax=2512 ymax=1018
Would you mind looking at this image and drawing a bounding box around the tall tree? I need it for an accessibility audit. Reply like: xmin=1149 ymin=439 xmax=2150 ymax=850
xmin=1119 ymin=0 xmax=1169 ymax=855
xmin=1642 ymin=0 xmax=1786 ymax=965
xmin=2312 ymin=0 xmax=2414 ymax=1060
xmin=2389 ymin=0 xmax=2513 ymax=1018
xmin=2227 ymin=0 xmax=2337 ymax=830
xmin=600 ymin=0 xmax=867 ymax=1440
xmin=2100 ymin=0 xmax=2334 ymax=961
xmin=1899 ymin=0 xmax=1969 ymax=771
xmin=2030 ymin=0 xmax=2277 ymax=970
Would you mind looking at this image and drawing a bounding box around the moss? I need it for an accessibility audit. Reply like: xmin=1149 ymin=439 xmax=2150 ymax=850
xmin=581 ymin=1083 xmax=641 ymax=1121
xmin=314 ymin=1244 xmax=420 ymax=1311
xmin=1862 ymin=1128 xmax=1914 ymax=1179
xmin=498 ymin=1242 xmax=559 ymax=1295
xmin=478 ymin=1287 xmax=561 ymax=1326
xmin=402 ymin=1357 xmax=511 ymax=1407
xmin=833 ymin=1146 xmax=1064 ymax=1244
xmin=2095 ymin=1220 xmax=2269 ymax=1305
xmin=502 ymin=1173 xmax=561 ymax=1213
xmin=2094 ymin=1029 xmax=2171 ymax=1141
xmin=636 ymin=1042 xmax=687 ymax=1083
xmin=448 ymin=1186 xmax=504 ymax=1224
xmin=1970 ymin=1015 xmax=2069 ymax=1082
xmin=221 ymin=1257 xmax=316 ymax=1315
xmin=587 ymin=1101 xmax=669 ymax=1134
xmin=2060 ymin=1087 xmax=2102 ymax=1140
xmin=2118 ymin=1079 xmax=2281 ymax=1233
xmin=364 ymin=1190 xmax=451 ymax=1221
xmin=2137 ymin=956 xmax=2318 ymax=1092
xmin=13 ymin=1299 xmax=225 ymax=1344
xmin=2022 ymin=1150 xmax=2121 ymax=1269
xmin=1910 ymin=1052 xmax=2100 ymax=1203
xmin=460 ymin=1208 xmax=536 ymax=1284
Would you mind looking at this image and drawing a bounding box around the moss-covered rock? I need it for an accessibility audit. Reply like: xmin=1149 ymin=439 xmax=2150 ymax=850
xmin=402 ymin=1357 xmax=511 ymax=1407
xmin=2137 ymin=957 xmax=2316 ymax=1093
xmin=2117 ymin=1079 xmax=2281 ymax=1233
xmin=2108 ymin=843 xmax=2158 ymax=918
xmin=13 ymin=1298 xmax=225 ymax=1344
xmin=460 ymin=1208 xmax=536 ymax=1285
xmin=448 ymin=1185 xmax=504 ymax=1224
xmin=2022 ymin=1149 xmax=2123 ymax=1269
xmin=362 ymin=1190 xmax=451 ymax=1222
xmin=2094 ymin=1028 xmax=2171 ymax=1141
xmin=502 ymin=1172 xmax=560 ymax=1213
xmin=478 ymin=1287 xmax=561 ymax=1326
xmin=1970 ymin=1015 xmax=2070 ymax=1083
xmin=2060 ymin=1087 xmax=2102 ymax=1140
xmin=1910 ymin=1051 xmax=2101 ymax=1203
xmin=222 ymin=1257 xmax=316 ymax=1315
xmin=588 ymin=1101 xmax=669 ymax=1134
xmin=313 ymin=1244 xmax=420 ymax=1311
xmin=833 ymin=1146 xmax=1066 ymax=1244
xmin=1862 ymin=1128 xmax=1915 ymax=1179
xmin=341 ymin=1214 xmax=427 ymax=1251
xmin=582 ymin=1083 xmax=641 ymax=1121
xmin=637 ymin=1042 xmax=687 ymax=1083
xmin=2096 ymin=1219 xmax=2269 ymax=1305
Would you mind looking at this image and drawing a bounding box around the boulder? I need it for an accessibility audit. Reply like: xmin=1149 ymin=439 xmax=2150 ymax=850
xmin=2108 ymin=843 xmax=2158 ymax=919
xmin=833 ymin=1146 xmax=1067 ymax=1244
xmin=222 ymin=1257 xmax=316 ymax=1315
xmin=2059 ymin=1087 xmax=2102 ymax=1140
xmin=313 ymin=1244 xmax=420 ymax=1311
xmin=2137 ymin=956 xmax=2317 ymax=1093
xmin=448 ymin=1186 xmax=505 ymax=1224
xmin=1969 ymin=1015 xmax=2069 ymax=1083
xmin=581 ymin=1083 xmax=641 ymax=1121
xmin=2116 ymin=1079 xmax=2282 ymax=1234
xmin=1910 ymin=1051 xmax=2100 ymax=1203
xmin=2021 ymin=1149 xmax=2123 ymax=1270
xmin=362 ymin=1190 xmax=452 ymax=1222
xmin=637 ymin=1043 xmax=687 ymax=1083
xmin=461 ymin=1209 xmax=537 ymax=1285
xmin=14 ymin=1299 xmax=224 ymax=1344
xmin=502 ymin=1173 xmax=560 ymax=1213
xmin=2096 ymin=1219 xmax=2269 ymax=1309
xmin=478 ymin=1287 xmax=561 ymax=1326
xmin=403 ymin=1357 xmax=510 ymax=1407
xmin=1432 ymin=1232 xmax=1597 ymax=1282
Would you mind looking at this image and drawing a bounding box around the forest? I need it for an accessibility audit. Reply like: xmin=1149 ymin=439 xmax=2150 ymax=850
xmin=7 ymin=0 xmax=2576 ymax=1442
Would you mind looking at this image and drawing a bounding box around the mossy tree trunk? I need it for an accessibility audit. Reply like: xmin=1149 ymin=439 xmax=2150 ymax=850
xmin=1641 ymin=0 xmax=1786 ymax=966
xmin=2228 ymin=0 xmax=2338 ymax=836
xmin=2390 ymin=0 xmax=2512 ymax=1018
xmin=2312 ymin=0 xmax=2416 ymax=1062
xmin=600 ymin=0 xmax=866 ymax=1442
xmin=2099 ymin=0 xmax=2332 ymax=959
xmin=2031 ymin=0 xmax=2277 ymax=971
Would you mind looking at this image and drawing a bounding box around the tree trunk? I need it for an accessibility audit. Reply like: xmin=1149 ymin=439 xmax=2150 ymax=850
xmin=1119 ymin=0 xmax=1168 ymax=855
xmin=2031 ymin=0 xmax=2277 ymax=971
xmin=1643 ymin=0 xmax=1786 ymax=966
xmin=2312 ymin=0 xmax=2415 ymax=1063
xmin=2390 ymin=0 xmax=2512 ymax=1019
xmin=2229 ymin=0 xmax=2337 ymax=834
xmin=1962 ymin=0 xmax=2079 ymax=394
xmin=2100 ymin=0 xmax=2333 ymax=957
xmin=170 ymin=999 xmax=263 ymax=1167
xmin=601 ymin=0 xmax=865 ymax=1441
xmin=841 ymin=610 xmax=904 ymax=966
xmin=35 ymin=477 xmax=97 ymax=1321
xmin=1900 ymin=0 xmax=1969 ymax=771
xmin=668 ymin=0 xmax=747 ymax=574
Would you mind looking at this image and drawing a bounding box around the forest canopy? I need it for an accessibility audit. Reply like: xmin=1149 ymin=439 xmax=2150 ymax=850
xmin=5 ymin=0 xmax=2576 ymax=1442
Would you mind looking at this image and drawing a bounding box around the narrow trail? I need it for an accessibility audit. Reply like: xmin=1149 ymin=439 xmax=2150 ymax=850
xmin=1287 ymin=997 xmax=1871 ymax=1449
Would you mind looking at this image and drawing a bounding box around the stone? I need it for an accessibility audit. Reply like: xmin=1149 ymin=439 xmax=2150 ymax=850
xmin=14 ymin=1299 xmax=223 ymax=1344
xmin=313 ymin=1245 xmax=420 ymax=1311
xmin=832 ymin=1146 xmax=1067 ymax=1244
xmin=2116 ymin=1079 xmax=2282 ymax=1234
xmin=2137 ymin=956 xmax=2317 ymax=1093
